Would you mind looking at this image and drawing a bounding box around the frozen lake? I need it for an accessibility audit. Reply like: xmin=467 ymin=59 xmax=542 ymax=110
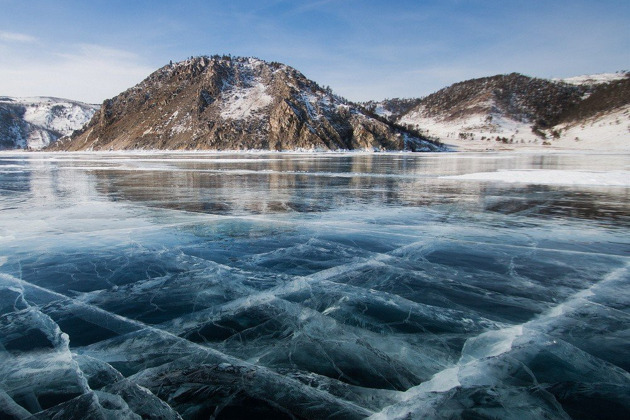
xmin=1 ymin=151 xmax=629 ymax=419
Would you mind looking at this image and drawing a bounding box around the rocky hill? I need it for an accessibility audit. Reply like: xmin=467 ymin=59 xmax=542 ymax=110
xmin=0 ymin=97 xmax=98 ymax=150
xmin=50 ymin=56 xmax=441 ymax=152
xmin=361 ymin=98 xmax=421 ymax=121
xmin=408 ymin=73 xmax=587 ymax=126
xmin=374 ymin=72 xmax=629 ymax=150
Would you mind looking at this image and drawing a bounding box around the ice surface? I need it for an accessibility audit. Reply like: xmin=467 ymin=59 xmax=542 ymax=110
xmin=443 ymin=169 xmax=630 ymax=187
xmin=0 ymin=151 xmax=629 ymax=419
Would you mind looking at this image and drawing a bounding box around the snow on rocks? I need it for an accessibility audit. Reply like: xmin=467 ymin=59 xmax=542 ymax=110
xmin=0 ymin=96 xmax=98 ymax=150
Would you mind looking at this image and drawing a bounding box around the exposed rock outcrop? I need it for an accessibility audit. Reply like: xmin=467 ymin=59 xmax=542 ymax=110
xmin=51 ymin=56 xmax=441 ymax=152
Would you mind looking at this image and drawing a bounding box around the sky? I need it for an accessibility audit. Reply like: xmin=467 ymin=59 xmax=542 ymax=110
xmin=0 ymin=0 xmax=628 ymax=103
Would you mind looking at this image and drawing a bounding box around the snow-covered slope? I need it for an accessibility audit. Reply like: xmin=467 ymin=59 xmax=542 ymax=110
xmin=0 ymin=97 xmax=98 ymax=150
xmin=399 ymin=109 xmax=542 ymax=150
xmin=387 ymin=72 xmax=629 ymax=151
xmin=547 ymin=104 xmax=629 ymax=150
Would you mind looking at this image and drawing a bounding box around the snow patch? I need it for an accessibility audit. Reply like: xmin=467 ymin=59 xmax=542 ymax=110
xmin=169 ymin=113 xmax=192 ymax=135
xmin=549 ymin=105 xmax=630 ymax=151
xmin=220 ymin=83 xmax=273 ymax=120
xmin=556 ymin=72 xmax=628 ymax=86
xmin=374 ymin=105 xmax=393 ymax=118
xmin=443 ymin=169 xmax=630 ymax=187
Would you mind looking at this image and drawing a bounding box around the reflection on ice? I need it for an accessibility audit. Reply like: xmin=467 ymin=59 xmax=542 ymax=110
xmin=0 ymin=152 xmax=629 ymax=419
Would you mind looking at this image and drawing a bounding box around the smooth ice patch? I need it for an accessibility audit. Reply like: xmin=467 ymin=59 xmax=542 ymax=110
xmin=459 ymin=325 xmax=524 ymax=364
xmin=413 ymin=367 xmax=461 ymax=394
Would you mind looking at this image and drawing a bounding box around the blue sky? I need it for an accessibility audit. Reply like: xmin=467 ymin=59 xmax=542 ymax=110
xmin=0 ymin=0 xmax=628 ymax=103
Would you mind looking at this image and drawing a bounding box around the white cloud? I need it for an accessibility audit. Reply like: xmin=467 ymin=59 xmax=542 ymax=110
xmin=0 ymin=43 xmax=155 ymax=103
xmin=0 ymin=31 xmax=37 ymax=43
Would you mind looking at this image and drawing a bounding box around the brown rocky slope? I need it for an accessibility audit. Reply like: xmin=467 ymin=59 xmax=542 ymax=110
xmin=50 ymin=56 xmax=442 ymax=152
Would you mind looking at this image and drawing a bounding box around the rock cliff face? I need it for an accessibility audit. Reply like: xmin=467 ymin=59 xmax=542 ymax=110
xmin=51 ymin=56 xmax=440 ymax=151
xmin=0 ymin=97 xmax=98 ymax=150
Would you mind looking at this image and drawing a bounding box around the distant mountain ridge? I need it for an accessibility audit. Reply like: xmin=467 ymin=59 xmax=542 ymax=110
xmin=50 ymin=56 xmax=441 ymax=152
xmin=3 ymin=63 xmax=627 ymax=152
xmin=367 ymin=71 xmax=629 ymax=150
xmin=0 ymin=97 xmax=98 ymax=150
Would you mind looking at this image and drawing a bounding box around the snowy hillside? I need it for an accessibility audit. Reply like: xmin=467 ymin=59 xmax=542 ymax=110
xmin=399 ymin=109 xmax=542 ymax=150
xmin=0 ymin=97 xmax=98 ymax=150
xmin=382 ymin=72 xmax=629 ymax=151
xmin=548 ymin=104 xmax=629 ymax=150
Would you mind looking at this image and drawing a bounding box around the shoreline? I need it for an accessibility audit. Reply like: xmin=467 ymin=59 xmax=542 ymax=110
xmin=2 ymin=145 xmax=630 ymax=156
